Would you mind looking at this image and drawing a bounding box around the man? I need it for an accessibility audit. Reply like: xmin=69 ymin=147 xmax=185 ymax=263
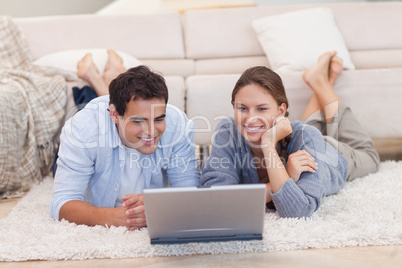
xmin=51 ymin=66 xmax=200 ymax=230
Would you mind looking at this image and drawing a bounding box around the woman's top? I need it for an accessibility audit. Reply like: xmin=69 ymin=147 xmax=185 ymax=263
xmin=201 ymin=117 xmax=349 ymax=218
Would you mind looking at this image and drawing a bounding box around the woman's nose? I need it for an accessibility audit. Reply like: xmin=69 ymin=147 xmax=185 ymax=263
xmin=245 ymin=110 xmax=257 ymax=123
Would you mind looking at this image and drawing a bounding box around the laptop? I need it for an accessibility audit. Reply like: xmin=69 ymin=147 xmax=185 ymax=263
xmin=143 ymin=184 xmax=266 ymax=244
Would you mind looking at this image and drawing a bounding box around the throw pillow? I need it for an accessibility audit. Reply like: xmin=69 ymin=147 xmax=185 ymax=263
xmin=33 ymin=48 xmax=142 ymax=81
xmin=252 ymin=7 xmax=355 ymax=72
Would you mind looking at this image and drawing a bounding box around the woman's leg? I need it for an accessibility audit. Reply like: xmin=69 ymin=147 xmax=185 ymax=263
xmin=102 ymin=49 xmax=126 ymax=88
xmin=302 ymin=51 xmax=341 ymax=123
xmin=302 ymin=51 xmax=380 ymax=181
xmin=77 ymin=53 xmax=109 ymax=96
xmin=325 ymin=105 xmax=380 ymax=181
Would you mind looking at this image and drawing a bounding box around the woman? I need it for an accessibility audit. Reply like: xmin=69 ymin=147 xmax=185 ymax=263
xmin=200 ymin=51 xmax=380 ymax=218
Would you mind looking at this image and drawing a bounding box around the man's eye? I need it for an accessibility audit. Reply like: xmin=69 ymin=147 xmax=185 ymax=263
xmin=132 ymin=121 xmax=144 ymax=124
xmin=155 ymin=119 xmax=165 ymax=122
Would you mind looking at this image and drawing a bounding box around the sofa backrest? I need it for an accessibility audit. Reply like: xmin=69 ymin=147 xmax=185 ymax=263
xmin=14 ymin=12 xmax=193 ymax=77
xmin=183 ymin=2 xmax=402 ymax=75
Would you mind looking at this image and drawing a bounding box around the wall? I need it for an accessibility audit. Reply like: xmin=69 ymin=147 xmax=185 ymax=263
xmin=0 ymin=0 xmax=114 ymax=17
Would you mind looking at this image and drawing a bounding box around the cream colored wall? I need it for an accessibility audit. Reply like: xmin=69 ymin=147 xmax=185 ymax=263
xmin=0 ymin=0 xmax=114 ymax=17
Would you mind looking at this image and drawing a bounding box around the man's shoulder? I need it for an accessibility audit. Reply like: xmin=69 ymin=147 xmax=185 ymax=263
xmin=165 ymin=104 xmax=186 ymax=120
xmin=164 ymin=104 xmax=190 ymax=130
xmin=63 ymin=96 xmax=111 ymax=142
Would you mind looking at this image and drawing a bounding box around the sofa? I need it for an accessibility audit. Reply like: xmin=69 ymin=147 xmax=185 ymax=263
xmin=14 ymin=1 xmax=402 ymax=160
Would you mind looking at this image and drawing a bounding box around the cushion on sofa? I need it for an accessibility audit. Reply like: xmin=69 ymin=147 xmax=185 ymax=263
xmin=252 ymin=7 xmax=354 ymax=72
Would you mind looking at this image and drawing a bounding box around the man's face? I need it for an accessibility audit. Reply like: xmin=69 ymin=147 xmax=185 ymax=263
xmin=110 ymin=98 xmax=166 ymax=155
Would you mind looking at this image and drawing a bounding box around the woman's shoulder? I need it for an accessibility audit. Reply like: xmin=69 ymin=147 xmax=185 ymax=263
xmin=216 ymin=116 xmax=236 ymax=129
xmin=291 ymin=120 xmax=322 ymax=137
xmin=289 ymin=120 xmax=324 ymax=149
xmin=212 ymin=117 xmax=245 ymax=149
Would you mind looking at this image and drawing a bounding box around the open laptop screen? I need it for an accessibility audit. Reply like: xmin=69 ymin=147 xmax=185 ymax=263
xmin=143 ymin=184 xmax=266 ymax=244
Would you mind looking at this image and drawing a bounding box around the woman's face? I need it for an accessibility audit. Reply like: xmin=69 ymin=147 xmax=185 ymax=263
xmin=233 ymin=84 xmax=286 ymax=146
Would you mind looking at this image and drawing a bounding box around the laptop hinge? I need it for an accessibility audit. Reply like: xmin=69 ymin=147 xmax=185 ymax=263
xmin=151 ymin=233 xmax=262 ymax=245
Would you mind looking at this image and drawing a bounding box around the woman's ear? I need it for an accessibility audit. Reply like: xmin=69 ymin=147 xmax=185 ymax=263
xmin=278 ymin=103 xmax=287 ymax=116
xmin=109 ymin=104 xmax=120 ymax=124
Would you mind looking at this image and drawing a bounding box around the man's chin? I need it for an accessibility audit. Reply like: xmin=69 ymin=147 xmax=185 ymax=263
xmin=122 ymin=141 xmax=158 ymax=155
xmin=135 ymin=145 xmax=158 ymax=155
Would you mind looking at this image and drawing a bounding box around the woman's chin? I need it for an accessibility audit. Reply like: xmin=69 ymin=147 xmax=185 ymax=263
xmin=243 ymin=134 xmax=262 ymax=145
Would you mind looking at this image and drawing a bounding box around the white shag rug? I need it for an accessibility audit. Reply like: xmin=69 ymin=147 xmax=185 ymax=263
xmin=1 ymin=161 xmax=401 ymax=262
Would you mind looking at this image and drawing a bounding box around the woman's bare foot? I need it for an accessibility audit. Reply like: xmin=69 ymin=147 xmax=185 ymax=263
xmin=329 ymin=56 xmax=343 ymax=86
xmin=302 ymin=51 xmax=336 ymax=89
xmin=77 ymin=53 xmax=108 ymax=96
xmin=103 ymin=49 xmax=126 ymax=88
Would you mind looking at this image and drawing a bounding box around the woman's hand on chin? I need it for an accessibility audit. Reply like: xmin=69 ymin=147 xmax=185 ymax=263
xmin=261 ymin=116 xmax=292 ymax=149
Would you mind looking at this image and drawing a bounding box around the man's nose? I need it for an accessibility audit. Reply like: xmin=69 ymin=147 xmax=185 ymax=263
xmin=142 ymin=122 xmax=155 ymax=137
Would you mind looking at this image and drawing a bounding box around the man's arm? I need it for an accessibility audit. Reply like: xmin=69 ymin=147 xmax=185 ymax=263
xmin=59 ymin=195 xmax=146 ymax=230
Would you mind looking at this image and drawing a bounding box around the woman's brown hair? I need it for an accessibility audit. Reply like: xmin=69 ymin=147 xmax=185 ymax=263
xmin=231 ymin=66 xmax=289 ymax=117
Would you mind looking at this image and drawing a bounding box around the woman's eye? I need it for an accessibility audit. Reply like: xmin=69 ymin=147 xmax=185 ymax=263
xmin=238 ymin=107 xmax=247 ymax=111
xmin=258 ymin=108 xmax=267 ymax=111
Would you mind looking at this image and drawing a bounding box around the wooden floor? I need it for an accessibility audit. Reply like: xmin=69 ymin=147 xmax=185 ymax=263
xmin=1 ymin=196 xmax=401 ymax=267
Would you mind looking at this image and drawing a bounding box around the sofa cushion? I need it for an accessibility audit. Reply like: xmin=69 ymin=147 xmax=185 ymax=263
xmin=252 ymin=7 xmax=354 ymax=72
xmin=15 ymin=12 xmax=185 ymax=60
xmin=195 ymin=56 xmax=269 ymax=75
xmin=183 ymin=2 xmax=402 ymax=70
xmin=186 ymin=75 xmax=239 ymax=145
xmin=140 ymin=59 xmax=195 ymax=78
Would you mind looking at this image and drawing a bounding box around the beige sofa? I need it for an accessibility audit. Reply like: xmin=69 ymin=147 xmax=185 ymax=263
xmin=15 ymin=1 xmax=402 ymax=159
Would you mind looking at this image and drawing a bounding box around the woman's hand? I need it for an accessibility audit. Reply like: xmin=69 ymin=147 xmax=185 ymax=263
xmin=121 ymin=193 xmax=146 ymax=231
xmin=286 ymin=150 xmax=318 ymax=182
xmin=261 ymin=116 xmax=292 ymax=149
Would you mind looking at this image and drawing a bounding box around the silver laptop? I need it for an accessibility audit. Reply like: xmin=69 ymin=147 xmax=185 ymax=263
xmin=143 ymin=184 xmax=266 ymax=244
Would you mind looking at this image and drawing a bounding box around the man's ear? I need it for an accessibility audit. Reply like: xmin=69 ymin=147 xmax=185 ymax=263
xmin=109 ymin=104 xmax=120 ymax=124
xmin=279 ymin=103 xmax=287 ymax=116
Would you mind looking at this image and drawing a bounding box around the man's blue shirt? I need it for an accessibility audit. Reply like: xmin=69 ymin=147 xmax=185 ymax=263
xmin=50 ymin=96 xmax=200 ymax=220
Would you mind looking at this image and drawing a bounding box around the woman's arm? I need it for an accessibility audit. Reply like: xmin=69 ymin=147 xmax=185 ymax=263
xmin=261 ymin=116 xmax=293 ymax=193
xmin=261 ymin=118 xmax=325 ymax=218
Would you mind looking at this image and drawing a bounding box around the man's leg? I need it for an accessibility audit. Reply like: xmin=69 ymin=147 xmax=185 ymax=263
xmin=102 ymin=49 xmax=127 ymax=88
xmin=77 ymin=53 xmax=109 ymax=96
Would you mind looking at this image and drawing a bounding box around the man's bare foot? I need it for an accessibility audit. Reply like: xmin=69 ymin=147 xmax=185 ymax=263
xmin=302 ymin=51 xmax=336 ymax=89
xmin=103 ymin=49 xmax=126 ymax=87
xmin=329 ymin=56 xmax=343 ymax=86
xmin=77 ymin=53 xmax=109 ymax=96
xmin=77 ymin=53 xmax=101 ymax=81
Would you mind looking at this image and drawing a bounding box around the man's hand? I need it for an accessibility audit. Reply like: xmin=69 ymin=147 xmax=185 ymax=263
xmin=286 ymin=150 xmax=318 ymax=182
xmin=261 ymin=116 xmax=292 ymax=149
xmin=121 ymin=193 xmax=146 ymax=231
